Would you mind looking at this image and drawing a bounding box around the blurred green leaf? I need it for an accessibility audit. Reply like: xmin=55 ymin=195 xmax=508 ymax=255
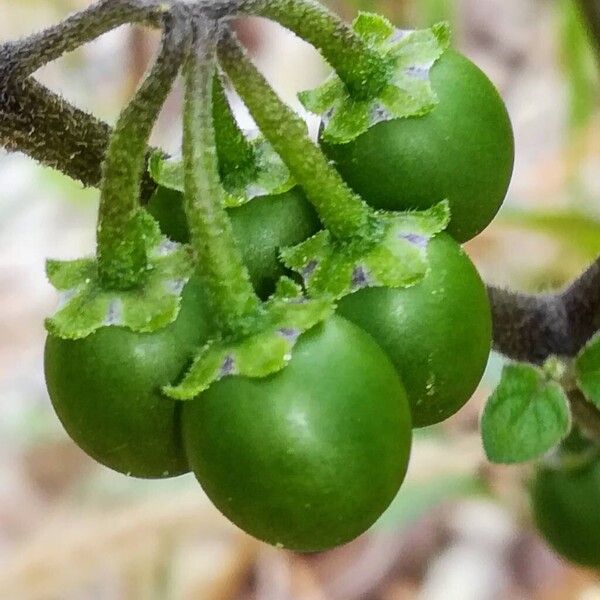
xmin=419 ymin=0 xmax=455 ymax=26
xmin=558 ymin=0 xmax=599 ymax=131
xmin=499 ymin=208 xmax=600 ymax=259
xmin=376 ymin=473 xmax=484 ymax=530
xmin=576 ymin=333 xmax=600 ymax=406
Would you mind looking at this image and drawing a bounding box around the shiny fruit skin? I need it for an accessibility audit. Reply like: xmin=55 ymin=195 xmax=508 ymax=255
xmin=337 ymin=233 xmax=491 ymax=427
xmin=532 ymin=456 xmax=600 ymax=569
xmin=321 ymin=49 xmax=514 ymax=242
xmin=182 ymin=315 xmax=412 ymax=552
xmin=146 ymin=185 xmax=320 ymax=298
xmin=44 ymin=279 xmax=211 ymax=478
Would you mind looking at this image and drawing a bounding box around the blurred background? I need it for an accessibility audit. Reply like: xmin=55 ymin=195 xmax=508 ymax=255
xmin=1 ymin=0 xmax=600 ymax=598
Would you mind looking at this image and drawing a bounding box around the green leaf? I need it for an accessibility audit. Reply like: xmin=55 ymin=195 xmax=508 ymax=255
xmin=164 ymin=279 xmax=334 ymax=399
xmin=575 ymin=333 xmax=600 ymax=406
xmin=299 ymin=17 xmax=451 ymax=144
xmin=45 ymin=212 xmax=194 ymax=339
xmin=481 ymin=363 xmax=571 ymax=464
xmin=281 ymin=201 xmax=450 ymax=299
xmin=148 ymin=131 xmax=295 ymax=208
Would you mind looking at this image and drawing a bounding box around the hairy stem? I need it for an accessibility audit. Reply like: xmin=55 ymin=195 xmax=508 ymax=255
xmin=488 ymin=255 xmax=600 ymax=362
xmin=183 ymin=18 xmax=260 ymax=333
xmin=0 ymin=0 xmax=164 ymax=198
xmin=1 ymin=77 xmax=111 ymax=188
xmin=1 ymin=0 xmax=164 ymax=80
xmin=213 ymin=73 xmax=256 ymax=177
xmin=97 ymin=9 xmax=188 ymax=289
xmin=0 ymin=0 xmax=241 ymax=199
xmin=236 ymin=0 xmax=388 ymax=99
xmin=218 ymin=27 xmax=373 ymax=240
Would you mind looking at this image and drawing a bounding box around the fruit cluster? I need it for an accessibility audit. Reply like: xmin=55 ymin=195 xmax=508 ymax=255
xmin=43 ymin=5 xmax=514 ymax=552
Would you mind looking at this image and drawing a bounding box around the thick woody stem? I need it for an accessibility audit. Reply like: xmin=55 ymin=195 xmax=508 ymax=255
xmin=488 ymin=255 xmax=600 ymax=362
xmin=0 ymin=0 xmax=166 ymax=197
xmin=1 ymin=77 xmax=112 ymax=188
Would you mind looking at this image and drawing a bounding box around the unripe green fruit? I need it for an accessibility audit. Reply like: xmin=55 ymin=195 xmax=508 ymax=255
xmin=338 ymin=233 xmax=492 ymax=427
xmin=532 ymin=452 xmax=600 ymax=569
xmin=147 ymin=185 xmax=320 ymax=298
xmin=182 ymin=316 xmax=412 ymax=552
xmin=321 ymin=49 xmax=515 ymax=242
xmin=44 ymin=279 xmax=210 ymax=478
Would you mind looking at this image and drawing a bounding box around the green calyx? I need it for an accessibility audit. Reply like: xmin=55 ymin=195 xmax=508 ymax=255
xmin=45 ymin=212 xmax=194 ymax=339
xmin=281 ymin=202 xmax=450 ymax=299
xmin=45 ymin=13 xmax=194 ymax=340
xmin=220 ymin=132 xmax=295 ymax=206
xmin=148 ymin=133 xmax=295 ymax=209
xmin=299 ymin=14 xmax=450 ymax=144
xmin=164 ymin=278 xmax=334 ymax=399
xmin=148 ymin=72 xmax=295 ymax=208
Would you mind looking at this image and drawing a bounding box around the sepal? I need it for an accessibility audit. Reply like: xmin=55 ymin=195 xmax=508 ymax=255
xmin=163 ymin=278 xmax=334 ymax=399
xmin=148 ymin=130 xmax=295 ymax=208
xmin=299 ymin=15 xmax=450 ymax=144
xmin=45 ymin=212 xmax=194 ymax=339
xmin=281 ymin=201 xmax=450 ymax=299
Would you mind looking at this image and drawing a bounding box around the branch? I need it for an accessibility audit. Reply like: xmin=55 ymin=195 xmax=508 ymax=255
xmin=1 ymin=77 xmax=107 ymax=187
xmin=491 ymin=0 xmax=600 ymax=364
xmin=488 ymin=255 xmax=600 ymax=362
xmin=0 ymin=0 xmax=170 ymax=198
xmin=0 ymin=0 xmax=238 ymax=198
xmin=0 ymin=76 xmax=157 ymax=200
xmin=0 ymin=0 xmax=165 ymax=81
